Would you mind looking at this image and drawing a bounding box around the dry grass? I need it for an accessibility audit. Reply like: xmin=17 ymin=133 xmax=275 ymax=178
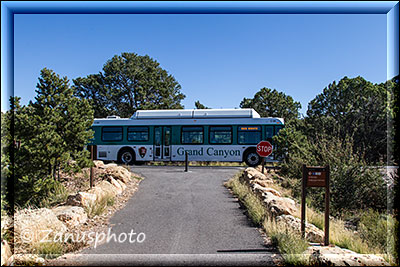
xmin=225 ymin=172 xmax=309 ymax=265
xmin=32 ymin=241 xmax=64 ymax=259
xmin=263 ymin=218 xmax=309 ymax=266
xmin=84 ymin=193 xmax=115 ymax=219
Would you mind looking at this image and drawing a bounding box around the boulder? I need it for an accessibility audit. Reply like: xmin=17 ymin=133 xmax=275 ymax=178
xmin=116 ymin=179 xmax=127 ymax=191
xmin=276 ymin=215 xmax=324 ymax=243
xmin=12 ymin=254 xmax=46 ymax=266
xmin=244 ymin=167 xmax=259 ymax=181
xmin=67 ymin=192 xmax=97 ymax=207
xmin=93 ymin=160 xmax=106 ymax=169
xmin=252 ymin=179 xmax=274 ymax=187
xmin=105 ymin=165 xmax=132 ymax=184
xmin=263 ymin=192 xmax=297 ymax=217
xmin=306 ymin=246 xmax=390 ymax=266
xmin=107 ymin=176 xmax=123 ymax=195
xmin=251 ymin=183 xmax=282 ymax=197
xmin=1 ymin=240 xmax=12 ymax=266
xmin=52 ymin=206 xmax=87 ymax=227
xmin=14 ymin=208 xmax=67 ymax=245
xmin=97 ymin=180 xmax=119 ymax=196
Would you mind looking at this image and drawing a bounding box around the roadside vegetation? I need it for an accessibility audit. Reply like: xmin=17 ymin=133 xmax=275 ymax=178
xmin=225 ymin=173 xmax=309 ymax=265
xmin=226 ymin=170 xmax=397 ymax=265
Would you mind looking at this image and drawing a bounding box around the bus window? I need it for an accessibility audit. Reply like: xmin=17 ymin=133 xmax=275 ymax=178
xmin=209 ymin=126 xmax=232 ymax=144
xmin=128 ymin=126 xmax=149 ymax=142
xmin=238 ymin=126 xmax=261 ymax=145
xmin=181 ymin=126 xmax=203 ymax=144
xmin=102 ymin=127 xmax=123 ymax=141
xmin=265 ymin=126 xmax=274 ymax=140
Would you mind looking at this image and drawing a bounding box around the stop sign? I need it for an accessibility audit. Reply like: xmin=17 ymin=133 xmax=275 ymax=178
xmin=256 ymin=141 xmax=273 ymax=157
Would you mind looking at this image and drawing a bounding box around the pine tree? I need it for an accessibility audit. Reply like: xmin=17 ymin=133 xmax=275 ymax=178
xmin=11 ymin=68 xmax=94 ymax=207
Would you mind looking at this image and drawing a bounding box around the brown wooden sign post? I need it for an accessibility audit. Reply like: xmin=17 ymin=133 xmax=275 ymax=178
xmin=301 ymin=164 xmax=330 ymax=246
xmin=89 ymin=145 xmax=96 ymax=189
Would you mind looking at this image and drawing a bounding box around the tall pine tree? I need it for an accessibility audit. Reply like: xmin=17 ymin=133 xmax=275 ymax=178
xmin=12 ymin=68 xmax=94 ymax=207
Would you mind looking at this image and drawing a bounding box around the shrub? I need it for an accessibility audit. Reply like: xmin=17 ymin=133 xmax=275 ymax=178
xmin=32 ymin=241 xmax=64 ymax=259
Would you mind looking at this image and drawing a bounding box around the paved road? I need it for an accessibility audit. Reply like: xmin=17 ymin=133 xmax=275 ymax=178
xmin=69 ymin=166 xmax=281 ymax=265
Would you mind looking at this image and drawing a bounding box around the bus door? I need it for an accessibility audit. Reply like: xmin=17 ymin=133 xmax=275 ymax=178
xmin=154 ymin=126 xmax=171 ymax=160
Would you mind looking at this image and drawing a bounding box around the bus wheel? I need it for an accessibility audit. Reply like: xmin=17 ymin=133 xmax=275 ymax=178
xmin=244 ymin=150 xmax=261 ymax=167
xmin=118 ymin=148 xmax=135 ymax=165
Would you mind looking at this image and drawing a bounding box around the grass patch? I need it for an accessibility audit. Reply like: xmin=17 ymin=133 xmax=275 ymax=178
xmin=39 ymin=182 xmax=69 ymax=208
xmin=132 ymin=175 xmax=143 ymax=181
xmin=225 ymin=172 xmax=309 ymax=265
xmin=264 ymin=218 xmax=309 ymax=266
xmin=84 ymin=193 xmax=114 ymax=218
xmin=32 ymin=241 xmax=64 ymax=259
xmin=306 ymin=208 xmax=324 ymax=231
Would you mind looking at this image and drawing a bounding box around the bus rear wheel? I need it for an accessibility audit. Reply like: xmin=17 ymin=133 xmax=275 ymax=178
xmin=118 ymin=148 xmax=135 ymax=165
xmin=244 ymin=150 xmax=261 ymax=167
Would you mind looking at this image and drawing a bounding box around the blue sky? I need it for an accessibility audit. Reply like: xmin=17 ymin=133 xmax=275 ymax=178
xmin=13 ymin=13 xmax=387 ymax=116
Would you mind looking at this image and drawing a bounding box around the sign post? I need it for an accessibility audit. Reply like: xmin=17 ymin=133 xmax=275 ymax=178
xmin=90 ymin=145 xmax=95 ymax=189
xmin=301 ymin=165 xmax=330 ymax=246
xmin=256 ymin=141 xmax=273 ymax=174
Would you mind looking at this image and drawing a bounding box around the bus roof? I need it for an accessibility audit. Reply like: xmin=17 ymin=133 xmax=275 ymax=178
xmin=130 ymin=108 xmax=260 ymax=119
xmin=93 ymin=109 xmax=284 ymax=126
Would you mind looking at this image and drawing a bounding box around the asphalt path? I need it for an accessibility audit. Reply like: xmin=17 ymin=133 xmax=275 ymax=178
xmin=69 ymin=166 xmax=281 ymax=266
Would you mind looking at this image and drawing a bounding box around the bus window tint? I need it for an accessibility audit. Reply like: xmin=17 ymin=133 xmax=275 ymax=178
xmin=102 ymin=127 xmax=123 ymax=141
xmin=128 ymin=127 xmax=149 ymax=141
xmin=210 ymin=126 xmax=232 ymax=144
xmin=182 ymin=126 xmax=203 ymax=144
xmin=266 ymin=126 xmax=274 ymax=139
xmin=238 ymin=126 xmax=261 ymax=144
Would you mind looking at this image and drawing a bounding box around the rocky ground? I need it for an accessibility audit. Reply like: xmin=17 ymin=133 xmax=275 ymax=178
xmin=1 ymin=161 xmax=143 ymax=266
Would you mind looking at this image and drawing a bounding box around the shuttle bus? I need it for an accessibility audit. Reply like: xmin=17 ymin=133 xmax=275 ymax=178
xmin=89 ymin=109 xmax=284 ymax=167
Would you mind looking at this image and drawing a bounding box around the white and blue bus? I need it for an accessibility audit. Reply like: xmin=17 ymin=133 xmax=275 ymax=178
xmin=89 ymin=109 xmax=284 ymax=167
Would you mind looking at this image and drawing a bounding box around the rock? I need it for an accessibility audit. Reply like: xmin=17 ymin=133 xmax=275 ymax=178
xmin=107 ymin=176 xmax=123 ymax=194
xmin=263 ymin=192 xmax=297 ymax=217
xmin=244 ymin=167 xmax=259 ymax=181
xmin=1 ymin=240 xmax=12 ymax=266
xmin=14 ymin=208 xmax=67 ymax=245
xmin=116 ymin=179 xmax=127 ymax=191
xmin=12 ymin=254 xmax=46 ymax=266
xmin=67 ymin=192 xmax=97 ymax=207
xmin=97 ymin=180 xmax=119 ymax=196
xmin=93 ymin=160 xmax=106 ymax=169
xmin=105 ymin=165 xmax=132 ymax=184
xmin=306 ymin=246 xmax=390 ymax=266
xmin=251 ymin=184 xmax=282 ymax=197
xmin=52 ymin=206 xmax=87 ymax=227
xmin=276 ymin=215 xmax=324 ymax=243
xmin=252 ymin=179 xmax=274 ymax=187
xmin=264 ymin=188 xmax=282 ymax=197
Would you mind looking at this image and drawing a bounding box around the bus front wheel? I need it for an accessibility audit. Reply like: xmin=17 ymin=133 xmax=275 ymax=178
xmin=118 ymin=148 xmax=135 ymax=165
xmin=244 ymin=150 xmax=261 ymax=167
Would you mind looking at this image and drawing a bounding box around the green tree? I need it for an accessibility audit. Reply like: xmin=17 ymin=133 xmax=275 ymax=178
xmin=194 ymin=101 xmax=209 ymax=109
xmin=306 ymin=76 xmax=393 ymax=164
xmin=240 ymin=87 xmax=301 ymax=122
xmin=73 ymin=52 xmax=185 ymax=118
xmin=11 ymin=68 xmax=94 ymax=207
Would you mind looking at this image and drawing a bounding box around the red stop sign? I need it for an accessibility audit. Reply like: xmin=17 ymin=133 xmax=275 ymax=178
xmin=256 ymin=141 xmax=273 ymax=157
